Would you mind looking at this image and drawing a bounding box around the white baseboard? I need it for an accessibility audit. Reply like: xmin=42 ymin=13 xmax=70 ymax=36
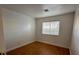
xmin=6 ymin=40 xmax=70 ymax=53
xmin=6 ymin=41 xmax=35 ymax=52
xmin=37 ymin=40 xmax=69 ymax=49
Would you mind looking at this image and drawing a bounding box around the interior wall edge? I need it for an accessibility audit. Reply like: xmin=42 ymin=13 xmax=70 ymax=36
xmin=0 ymin=7 xmax=6 ymax=54
xmin=6 ymin=40 xmax=35 ymax=52
xmin=36 ymin=40 xmax=69 ymax=49
xmin=0 ymin=6 xmax=35 ymax=18
xmin=35 ymin=12 xmax=75 ymax=19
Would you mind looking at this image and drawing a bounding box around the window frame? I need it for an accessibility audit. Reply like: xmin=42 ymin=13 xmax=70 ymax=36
xmin=42 ymin=21 xmax=60 ymax=36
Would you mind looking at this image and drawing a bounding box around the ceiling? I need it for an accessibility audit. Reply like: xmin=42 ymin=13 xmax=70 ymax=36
xmin=0 ymin=4 xmax=77 ymax=18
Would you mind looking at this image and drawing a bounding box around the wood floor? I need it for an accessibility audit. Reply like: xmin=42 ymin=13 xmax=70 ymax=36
xmin=7 ymin=41 xmax=70 ymax=55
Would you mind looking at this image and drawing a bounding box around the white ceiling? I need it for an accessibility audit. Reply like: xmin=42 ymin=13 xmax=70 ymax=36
xmin=0 ymin=4 xmax=77 ymax=18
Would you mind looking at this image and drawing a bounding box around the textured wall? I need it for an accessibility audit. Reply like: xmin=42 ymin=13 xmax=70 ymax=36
xmin=36 ymin=13 xmax=74 ymax=48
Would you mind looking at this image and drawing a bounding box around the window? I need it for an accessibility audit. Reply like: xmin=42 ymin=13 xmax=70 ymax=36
xmin=42 ymin=21 xmax=60 ymax=35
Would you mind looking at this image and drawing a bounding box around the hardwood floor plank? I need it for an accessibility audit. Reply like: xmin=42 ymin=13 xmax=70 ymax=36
xmin=7 ymin=41 xmax=70 ymax=55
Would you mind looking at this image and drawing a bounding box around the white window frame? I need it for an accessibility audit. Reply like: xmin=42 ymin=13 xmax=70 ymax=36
xmin=42 ymin=21 xmax=60 ymax=36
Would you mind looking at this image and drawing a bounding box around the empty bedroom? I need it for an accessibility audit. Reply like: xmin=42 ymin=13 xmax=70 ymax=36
xmin=0 ymin=4 xmax=79 ymax=55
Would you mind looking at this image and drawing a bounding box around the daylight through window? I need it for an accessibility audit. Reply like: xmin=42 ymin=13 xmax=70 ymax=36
xmin=42 ymin=21 xmax=60 ymax=35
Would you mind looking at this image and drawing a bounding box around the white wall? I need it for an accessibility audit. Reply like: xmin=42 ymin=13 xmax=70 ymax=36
xmin=36 ymin=13 xmax=74 ymax=48
xmin=2 ymin=8 xmax=35 ymax=52
xmin=71 ymin=5 xmax=79 ymax=54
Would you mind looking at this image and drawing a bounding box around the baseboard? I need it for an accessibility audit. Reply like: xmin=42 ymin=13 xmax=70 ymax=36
xmin=37 ymin=40 xmax=69 ymax=49
xmin=69 ymin=49 xmax=72 ymax=55
xmin=6 ymin=41 xmax=35 ymax=52
xmin=6 ymin=40 xmax=70 ymax=53
xmin=69 ymin=49 xmax=74 ymax=55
